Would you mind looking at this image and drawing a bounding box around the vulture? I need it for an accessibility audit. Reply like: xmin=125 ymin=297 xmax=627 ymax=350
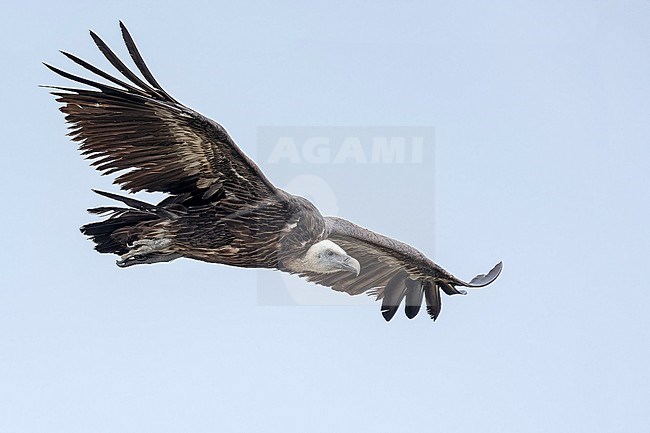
xmin=45 ymin=22 xmax=502 ymax=322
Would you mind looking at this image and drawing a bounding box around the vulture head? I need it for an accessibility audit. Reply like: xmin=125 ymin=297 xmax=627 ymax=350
xmin=299 ymin=240 xmax=361 ymax=276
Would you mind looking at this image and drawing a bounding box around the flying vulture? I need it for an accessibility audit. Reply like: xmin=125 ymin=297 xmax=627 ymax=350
xmin=45 ymin=22 xmax=502 ymax=322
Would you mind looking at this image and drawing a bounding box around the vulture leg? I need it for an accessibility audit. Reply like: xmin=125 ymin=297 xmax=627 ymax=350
xmin=116 ymin=252 xmax=182 ymax=268
xmin=117 ymin=238 xmax=180 ymax=267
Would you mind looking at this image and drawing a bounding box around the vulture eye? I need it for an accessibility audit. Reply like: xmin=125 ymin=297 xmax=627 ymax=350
xmin=327 ymin=250 xmax=334 ymax=257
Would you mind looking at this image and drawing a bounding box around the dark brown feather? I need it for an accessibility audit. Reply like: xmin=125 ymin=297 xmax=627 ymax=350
xmin=118 ymin=21 xmax=178 ymax=103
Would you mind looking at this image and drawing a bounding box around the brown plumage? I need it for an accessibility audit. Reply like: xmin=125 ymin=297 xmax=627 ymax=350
xmin=45 ymin=22 xmax=502 ymax=322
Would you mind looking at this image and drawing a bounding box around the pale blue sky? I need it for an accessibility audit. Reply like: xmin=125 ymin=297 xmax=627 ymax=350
xmin=2 ymin=1 xmax=649 ymax=432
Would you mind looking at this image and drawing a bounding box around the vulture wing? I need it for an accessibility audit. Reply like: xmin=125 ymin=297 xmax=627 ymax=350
xmin=44 ymin=21 xmax=277 ymax=202
xmin=299 ymin=217 xmax=502 ymax=321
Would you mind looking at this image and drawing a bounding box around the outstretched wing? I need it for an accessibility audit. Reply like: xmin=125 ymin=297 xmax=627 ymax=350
xmin=300 ymin=217 xmax=502 ymax=322
xmin=44 ymin=21 xmax=277 ymax=202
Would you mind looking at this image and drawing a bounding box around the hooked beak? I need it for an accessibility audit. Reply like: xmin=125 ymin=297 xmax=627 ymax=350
xmin=341 ymin=256 xmax=361 ymax=276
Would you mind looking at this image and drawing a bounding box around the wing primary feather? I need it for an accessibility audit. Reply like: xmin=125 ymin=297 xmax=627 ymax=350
xmin=87 ymin=206 xmax=128 ymax=215
xmin=404 ymin=279 xmax=424 ymax=319
xmin=438 ymin=281 xmax=467 ymax=296
xmin=58 ymin=50 xmax=146 ymax=96
xmin=91 ymin=189 xmax=178 ymax=219
xmin=88 ymin=30 xmax=159 ymax=96
xmin=43 ymin=63 xmax=131 ymax=96
xmin=424 ymin=281 xmax=442 ymax=321
xmin=42 ymin=85 xmax=142 ymax=103
xmin=466 ymin=262 xmax=503 ymax=287
xmin=380 ymin=271 xmax=408 ymax=322
xmin=91 ymin=189 xmax=155 ymax=211
xmin=119 ymin=21 xmax=178 ymax=103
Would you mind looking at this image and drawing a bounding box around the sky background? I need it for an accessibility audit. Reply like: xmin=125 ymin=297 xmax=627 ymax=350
xmin=2 ymin=1 xmax=649 ymax=432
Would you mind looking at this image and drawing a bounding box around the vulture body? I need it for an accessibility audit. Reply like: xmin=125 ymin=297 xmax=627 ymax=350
xmin=45 ymin=22 xmax=502 ymax=322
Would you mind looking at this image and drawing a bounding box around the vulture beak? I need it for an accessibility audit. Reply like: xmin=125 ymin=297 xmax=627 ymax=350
xmin=341 ymin=256 xmax=361 ymax=276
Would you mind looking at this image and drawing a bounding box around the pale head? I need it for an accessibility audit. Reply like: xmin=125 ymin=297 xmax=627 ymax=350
xmin=289 ymin=240 xmax=361 ymax=276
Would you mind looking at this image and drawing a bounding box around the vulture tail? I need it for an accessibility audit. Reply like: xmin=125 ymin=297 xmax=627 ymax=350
xmin=80 ymin=190 xmax=182 ymax=267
